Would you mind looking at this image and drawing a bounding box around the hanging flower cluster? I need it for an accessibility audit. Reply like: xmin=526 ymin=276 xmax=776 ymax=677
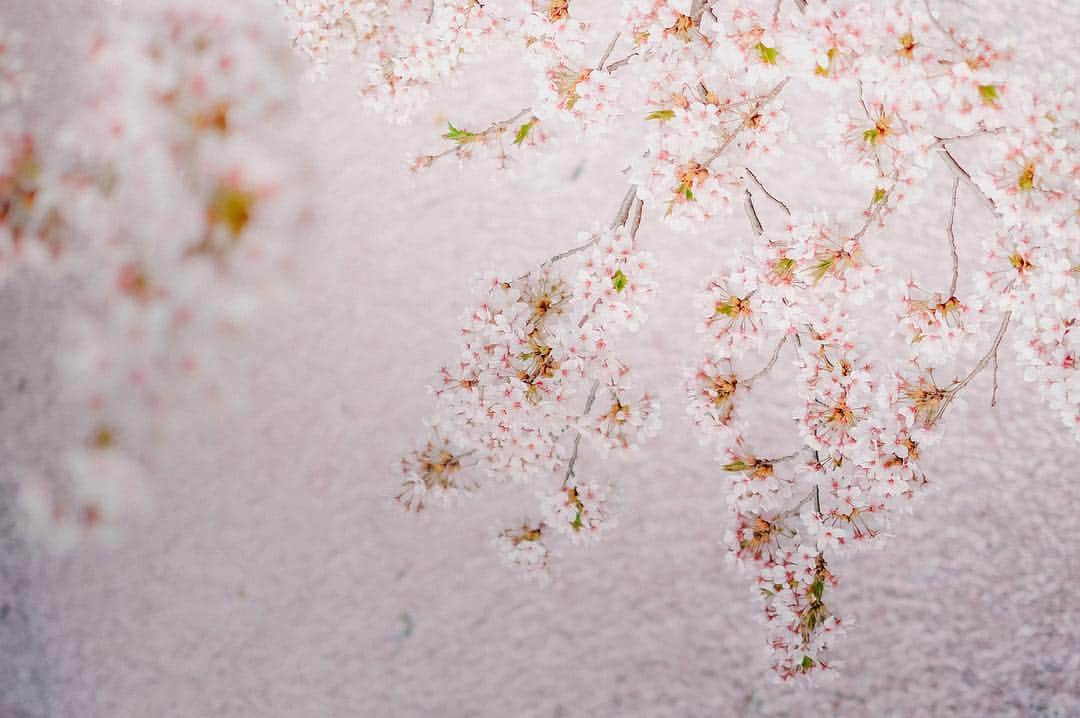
xmin=282 ymin=0 xmax=1075 ymax=679
xmin=12 ymin=2 xmax=309 ymax=550
xmin=398 ymin=190 xmax=659 ymax=578
xmin=279 ymin=0 xmax=503 ymax=118
xmin=670 ymin=2 xmax=1077 ymax=680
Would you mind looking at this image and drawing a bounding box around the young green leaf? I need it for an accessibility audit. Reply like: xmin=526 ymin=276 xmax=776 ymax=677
xmin=442 ymin=122 xmax=478 ymax=144
xmin=978 ymin=84 xmax=999 ymax=105
xmin=611 ymin=268 xmax=628 ymax=293
xmin=754 ymin=42 xmax=779 ymax=65
xmin=513 ymin=120 xmax=534 ymax=146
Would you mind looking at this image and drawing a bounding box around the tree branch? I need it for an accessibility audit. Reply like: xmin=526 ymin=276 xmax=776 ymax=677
xmin=744 ymin=189 xmax=764 ymax=236
xmin=563 ymin=380 xmax=600 ymax=486
xmin=937 ymin=145 xmax=996 ymax=211
xmin=746 ymin=167 xmax=792 ymax=215
xmin=930 ymin=311 xmax=1012 ymax=425
xmin=705 ymin=78 xmax=789 ymax=166
xmin=946 ymin=176 xmax=960 ymax=297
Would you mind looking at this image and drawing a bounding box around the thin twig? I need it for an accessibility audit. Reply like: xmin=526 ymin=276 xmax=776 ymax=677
xmin=745 ymin=335 xmax=788 ymax=386
xmin=850 ymin=179 xmax=895 ymax=242
xmin=932 ymin=127 xmax=1006 ymax=147
xmin=946 ymin=176 xmax=960 ymax=297
xmin=596 ymin=32 xmax=621 ymax=71
xmin=527 ymin=186 xmax=638 ymax=277
xmin=627 ymin=198 xmax=644 ymax=238
xmin=930 ymin=311 xmax=1012 ymax=425
xmin=421 ymin=107 xmax=534 ymax=167
xmin=744 ymin=189 xmax=764 ymax=236
xmin=705 ymin=78 xmax=790 ymax=165
xmin=611 ymin=184 xmax=639 ymax=228
xmin=563 ymin=380 xmax=600 ymax=486
xmin=938 ymin=145 xmax=996 ymax=211
xmin=991 ymin=349 xmax=1001 ymax=407
xmin=605 ymin=52 xmax=639 ymax=73
xmin=746 ymin=167 xmax=792 ymax=215
xmin=923 ymin=0 xmax=966 ymax=52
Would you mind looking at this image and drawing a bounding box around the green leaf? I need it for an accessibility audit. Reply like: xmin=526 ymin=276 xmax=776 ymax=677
xmin=863 ymin=127 xmax=879 ymax=145
xmin=442 ymin=122 xmax=478 ymax=144
xmin=571 ymin=510 xmax=583 ymax=530
xmin=715 ymin=300 xmax=737 ymax=317
xmin=723 ymin=460 xmax=751 ymax=472
xmin=978 ymin=84 xmax=999 ymax=105
xmin=811 ymin=258 xmax=833 ymax=282
xmin=513 ymin=121 xmax=534 ymax=146
xmin=646 ymin=109 xmax=676 ymax=121
xmin=754 ymin=42 xmax=779 ymax=65
xmin=611 ymin=268 xmax=628 ymax=293
xmin=872 ymin=186 xmax=888 ymax=204
xmin=683 ymin=185 xmax=694 ymax=201
xmin=801 ymin=655 xmax=815 ymax=670
xmin=811 ymin=579 xmax=825 ymax=601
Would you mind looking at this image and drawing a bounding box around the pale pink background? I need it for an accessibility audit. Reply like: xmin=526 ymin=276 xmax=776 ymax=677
xmin=1 ymin=1 xmax=1079 ymax=716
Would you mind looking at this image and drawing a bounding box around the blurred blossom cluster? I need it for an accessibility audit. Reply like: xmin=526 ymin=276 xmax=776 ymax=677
xmin=284 ymin=0 xmax=1080 ymax=679
xmin=4 ymin=2 xmax=308 ymax=550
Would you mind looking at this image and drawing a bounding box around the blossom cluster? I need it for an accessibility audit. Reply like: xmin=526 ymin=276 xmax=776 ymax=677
xmin=281 ymin=0 xmax=1080 ymax=679
xmin=10 ymin=2 xmax=308 ymax=550
xmin=279 ymin=0 xmax=503 ymax=118
xmin=398 ymin=193 xmax=659 ymax=578
xmin=671 ymin=1 xmax=1077 ymax=681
